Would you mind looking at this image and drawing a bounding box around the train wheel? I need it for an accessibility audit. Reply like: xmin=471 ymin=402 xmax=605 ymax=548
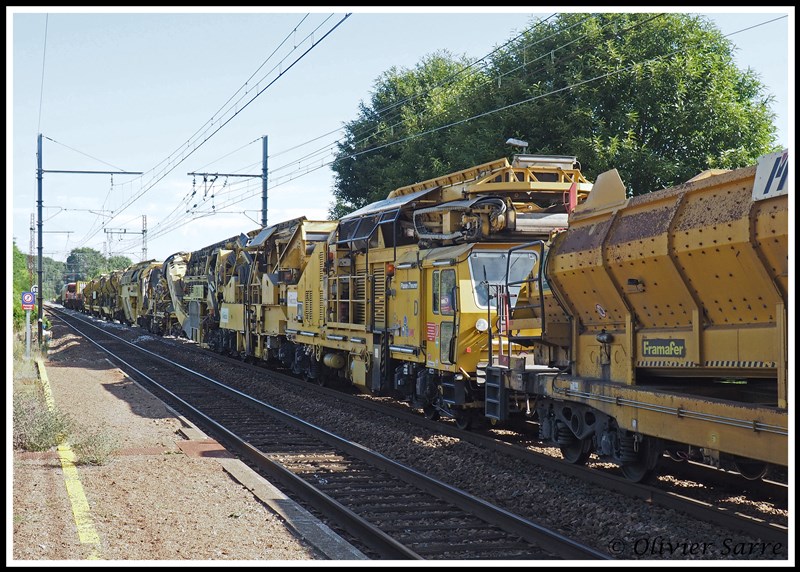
xmin=620 ymin=437 xmax=662 ymax=483
xmin=455 ymin=411 xmax=472 ymax=431
xmin=734 ymin=459 xmax=769 ymax=481
xmin=560 ymin=437 xmax=592 ymax=465
xmin=423 ymin=404 xmax=440 ymax=421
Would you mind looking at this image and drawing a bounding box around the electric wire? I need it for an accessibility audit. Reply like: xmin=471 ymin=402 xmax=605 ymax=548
xmin=142 ymin=12 xmax=572 ymax=242
xmin=145 ymin=13 xmax=651 ymax=240
xmin=110 ymin=14 xmax=345 ymax=219
xmin=72 ymin=13 xmax=350 ymax=253
xmin=184 ymin=13 xmax=562 ymax=187
xmin=146 ymin=13 xmax=787 ymax=245
xmin=69 ymin=14 xmax=788 ymax=258
xmin=36 ymin=14 xmax=49 ymax=135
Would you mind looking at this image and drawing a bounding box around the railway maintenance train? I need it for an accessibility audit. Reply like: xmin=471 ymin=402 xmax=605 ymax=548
xmin=57 ymin=281 xmax=87 ymax=311
xmin=68 ymin=149 xmax=789 ymax=482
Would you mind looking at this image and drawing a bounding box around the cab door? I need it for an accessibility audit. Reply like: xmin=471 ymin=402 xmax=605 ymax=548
xmin=424 ymin=264 xmax=458 ymax=371
xmin=391 ymin=263 xmax=423 ymax=353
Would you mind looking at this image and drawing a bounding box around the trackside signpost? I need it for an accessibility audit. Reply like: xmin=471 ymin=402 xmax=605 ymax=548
xmin=22 ymin=291 xmax=35 ymax=360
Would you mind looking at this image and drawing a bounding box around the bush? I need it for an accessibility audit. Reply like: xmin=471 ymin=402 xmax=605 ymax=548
xmin=71 ymin=426 xmax=120 ymax=466
xmin=12 ymin=325 xmax=118 ymax=465
xmin=13 ymin=392 xmax=74 ymax=451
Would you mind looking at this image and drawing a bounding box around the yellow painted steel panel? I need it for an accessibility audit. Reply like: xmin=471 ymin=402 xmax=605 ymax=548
xmin=548 ymin=158 xmax=788 ymax=387
xmin=220 ymin=303 xmax=244 ymax=331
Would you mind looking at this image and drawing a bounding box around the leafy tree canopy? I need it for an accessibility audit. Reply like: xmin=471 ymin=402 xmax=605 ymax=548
xmin=12 ymin=243 xmax=132 ymax=330
xmin=65 ymin=248 xmax=131 ymax=282
xmin=12 ymin=242 xmax=30 ymax=330
xmin=329 ymin=12 xmax=779 ymax=216
xmin=107 ymin=255 xmax=133 ymax=272
xmin=11 ymin=242 xmax=64 ymax=329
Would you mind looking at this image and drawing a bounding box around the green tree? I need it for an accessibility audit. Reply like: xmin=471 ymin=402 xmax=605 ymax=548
xmin=66 ymin=248 xmax=106 ymax=281
xmin=107 ymin=255 xmax=133 ymax=272
xmin=12 ymin=243 xmax=133 ymax=331
xmin=330 ymin=51 xmax=487 ymax=218
xmin=12 ymin=242 xmax=30 ymax=330
xmin=42 ymin=256 xmax=66 ymax=301
xmin=330 ymin=12 xmax=779 ymax=214
xmin=12 ymin=242 xmax=64 ymax=313
xmin=485 ymin=12 xmax=778 ymax=194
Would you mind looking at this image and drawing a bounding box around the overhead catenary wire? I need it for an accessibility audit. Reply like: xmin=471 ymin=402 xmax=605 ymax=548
xmin=263 ymin=14 xmax=567 ymax=178
xmin=277 ymin=10 xmax=781 ymax=185
xmin=143 ymin=13 xmax=789 ymax=247
xmin=107 ymin=14 xmax=348 ymax=223
xmin=251 ymin=13 xmax=787 ymax=189
xmin=138 ymin=13 xmax=575 ymax=244
xmin=173 ymin=13 xmax=562 ymax=192
xmin=211 ymin=12 xmax=611 ymax=187
xmin=69 ymin=13 xmax=788 ymax=259
xmin=144 ymin=13 xmax=666 ymax=241
xmin=72 ymin=13 xmax=351 ymax=253
xmin=36 ymin=14 xmax=49 ymax=136
xmin=109 ymin=12 xmax=604 ymax=253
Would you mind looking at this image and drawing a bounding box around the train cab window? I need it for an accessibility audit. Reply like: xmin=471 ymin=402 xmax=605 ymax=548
xmin=469 ymin=250 xmax=538 ymax=309
xmin=432 ymin=270 xmax=440 ymax=314
xmin=440 ymin=269 xmax=456 ymax=316
xmin=440 ymin=321 xmax=455 ymax=364
xmin=432 ymin=269 xmax=456 ymax=316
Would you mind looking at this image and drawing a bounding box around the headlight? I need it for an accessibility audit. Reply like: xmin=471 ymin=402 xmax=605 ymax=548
xmin=475 ymin=318 xmax=489 ymax=332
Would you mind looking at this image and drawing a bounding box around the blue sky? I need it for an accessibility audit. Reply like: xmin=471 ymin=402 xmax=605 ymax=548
xmin=8 ymin=7 xmax=794 ymax=266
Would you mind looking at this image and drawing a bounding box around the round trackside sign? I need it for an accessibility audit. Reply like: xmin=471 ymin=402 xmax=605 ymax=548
xmin=22 ymin=292 xmax=35 ymax=309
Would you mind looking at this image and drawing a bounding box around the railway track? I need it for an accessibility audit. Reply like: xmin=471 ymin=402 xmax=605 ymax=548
xmin=113 ymin=314 xmax=787 ymax=544
xmin=238 ymin=383 xmax=789 ymax=545
xmin=49 ymin=306 xmax=790 ymax=558
xmin=51 ymin=307 xmax=607 ymax=560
